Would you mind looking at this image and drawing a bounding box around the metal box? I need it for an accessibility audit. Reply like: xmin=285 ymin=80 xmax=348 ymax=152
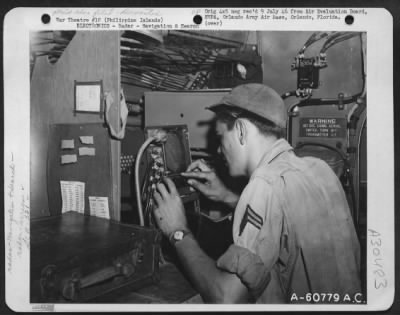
xmin=144 ymin=90 xmax=230 ymax=150
xmin=30 ymin=212 xmax=161 ymax=303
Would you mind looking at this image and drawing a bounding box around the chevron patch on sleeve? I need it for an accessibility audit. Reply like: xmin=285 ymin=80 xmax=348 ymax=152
xmin=239 ymin=204 xmax=263 ymax=236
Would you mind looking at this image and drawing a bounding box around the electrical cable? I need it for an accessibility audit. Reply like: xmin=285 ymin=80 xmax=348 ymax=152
xmin=153 ymin=47 xmax=188 ymax=74
xmin=140 ymin=165 xmax=152 ymax=219
xmin=141 ymin=170 xmax=150 ymax=199
xmin=199 ymin=211 xmax=232 ymax=223
xmin=134 ymin=130 xmax=168 ymax=226
xmin=320 ymin=32 xmax=359 ymax=54
xmin=303 ymin=32 xmax=317 ymax=47
xmin=298 ymin=32 xmax=330 ymax=55
xmin=287 ymin=93 xmax=361 ymax=110
xmin=359 ymin=33 xmax=367 ymax=98
xmin=320 ymin=32 xmax=346 ymax=51
xmin=135 ymin=137 xmax=157 ymax=226
xmin=355 ymin=118 xmax=366 ymax=227
xmin=346 ymin=167 xmax=358 ymax=227
xmin=303 ymin=32 xmax=329 ymax=54
xmin=321 ymin=33 xmax=359 ymax=53
xmin=143 ymin=166 xmax=158 ymax=226
xmin=144 ymin=191 xmax=154 ymax=226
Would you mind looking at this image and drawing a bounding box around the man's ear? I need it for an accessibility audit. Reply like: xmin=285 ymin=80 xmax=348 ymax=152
xmin=235 ymin=119 xmax=247 ymax=145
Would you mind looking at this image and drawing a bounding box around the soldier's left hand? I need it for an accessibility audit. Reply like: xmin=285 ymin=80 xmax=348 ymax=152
xmin=153 ymin=177 xmax=188 ymax=237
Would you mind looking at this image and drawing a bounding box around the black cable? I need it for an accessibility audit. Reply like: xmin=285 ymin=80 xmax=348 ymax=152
xmin=346 ymin=169 xmax=358 ymax=227
xmin=288 ymin=93 xmax=361 ymax=111
xmin=320 ymin=32 xmax=347 ymax=52
xmin=299 ymin=32 xmax=317 ymax=54
xmin=298 ymin=32 xmax=331 ymax=55
xmin=320 ymin=32 xmax=359 ymax=54
xmin=153 ymin=47 xmax=188 ymax=75
xmin=144 ymin=193 xmax=153 ymax=226
xmin=359 ymin=33 xmax=366 ymax=97
xmin=140 ymin=165 xmax=150 ymax=200
xmin=321 ymin=34 xmax=360 ymax=53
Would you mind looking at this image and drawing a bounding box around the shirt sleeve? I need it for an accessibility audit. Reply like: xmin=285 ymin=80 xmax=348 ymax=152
xmin=217 ymin=176 xmax=284 ymax=299
xmin=216 ymin=244 xmax=272 ymax=300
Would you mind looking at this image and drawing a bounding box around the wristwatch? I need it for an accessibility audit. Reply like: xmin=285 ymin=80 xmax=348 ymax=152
xmin=169 ymin=230 xmax=192 ymax=245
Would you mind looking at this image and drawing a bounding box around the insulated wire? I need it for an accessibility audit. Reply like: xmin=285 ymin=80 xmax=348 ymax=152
xmin=320 ymin=32 xmax=359 ymax=53
xmin=199 ymin=211 xmax=232 ymax=223
xmin=321 ymin=32 xmax=346 ymax=48
xmin=356 ymin=117 xmax=367 ymax=226
xmin=360 ymin=33 xmax=367 ymax=98
xmin=321 ymin=33 xmax=359 ymax=53
xmin=298 ymin=32 xmax=318 ymax=54
xmin=298 ymin=32 xmax=330 ymax=55
xmin=134 ymin=137 xmax=156 ymax=226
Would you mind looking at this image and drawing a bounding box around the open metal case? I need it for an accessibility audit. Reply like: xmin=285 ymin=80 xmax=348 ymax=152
xmin=144 ymin=125 xmax=199 ymax=203
xmin=30 ymin=212 xmax=161 ymax=303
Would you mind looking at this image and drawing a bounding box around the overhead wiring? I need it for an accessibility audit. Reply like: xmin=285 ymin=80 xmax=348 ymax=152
xmin=298 ymin=31 xmax=331 ymax=55
xmin=320 ymin=32 xmax=359 ymax=54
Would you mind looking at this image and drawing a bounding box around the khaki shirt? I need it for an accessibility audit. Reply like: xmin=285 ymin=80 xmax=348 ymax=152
xmin=217 ymin=139 xmax=361 ymax=303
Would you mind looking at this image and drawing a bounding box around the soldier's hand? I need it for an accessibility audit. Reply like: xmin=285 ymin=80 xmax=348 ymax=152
xmin=153 ymin=177 xmax=188 ymax=237
xmin=181 ymin=159 xmax=239 ymax=208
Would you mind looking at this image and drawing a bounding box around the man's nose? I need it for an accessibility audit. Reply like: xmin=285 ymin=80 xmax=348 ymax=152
xmin=217 ymin=146 xmax=222 ymax=154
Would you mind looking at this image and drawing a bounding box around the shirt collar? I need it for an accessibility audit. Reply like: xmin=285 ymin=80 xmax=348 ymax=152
xmin=257 ymin=138 xmax=293 ymax=166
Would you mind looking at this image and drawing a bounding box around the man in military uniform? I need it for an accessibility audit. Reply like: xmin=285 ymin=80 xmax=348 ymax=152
xmin=152 ymin=83 xmax=361 ymax=303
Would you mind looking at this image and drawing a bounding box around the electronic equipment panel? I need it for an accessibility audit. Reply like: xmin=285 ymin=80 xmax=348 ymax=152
xmin=144 ymin=90 xmax=230 ymax=150
xmin=145 ymin=125 xmax=195 ymax=201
